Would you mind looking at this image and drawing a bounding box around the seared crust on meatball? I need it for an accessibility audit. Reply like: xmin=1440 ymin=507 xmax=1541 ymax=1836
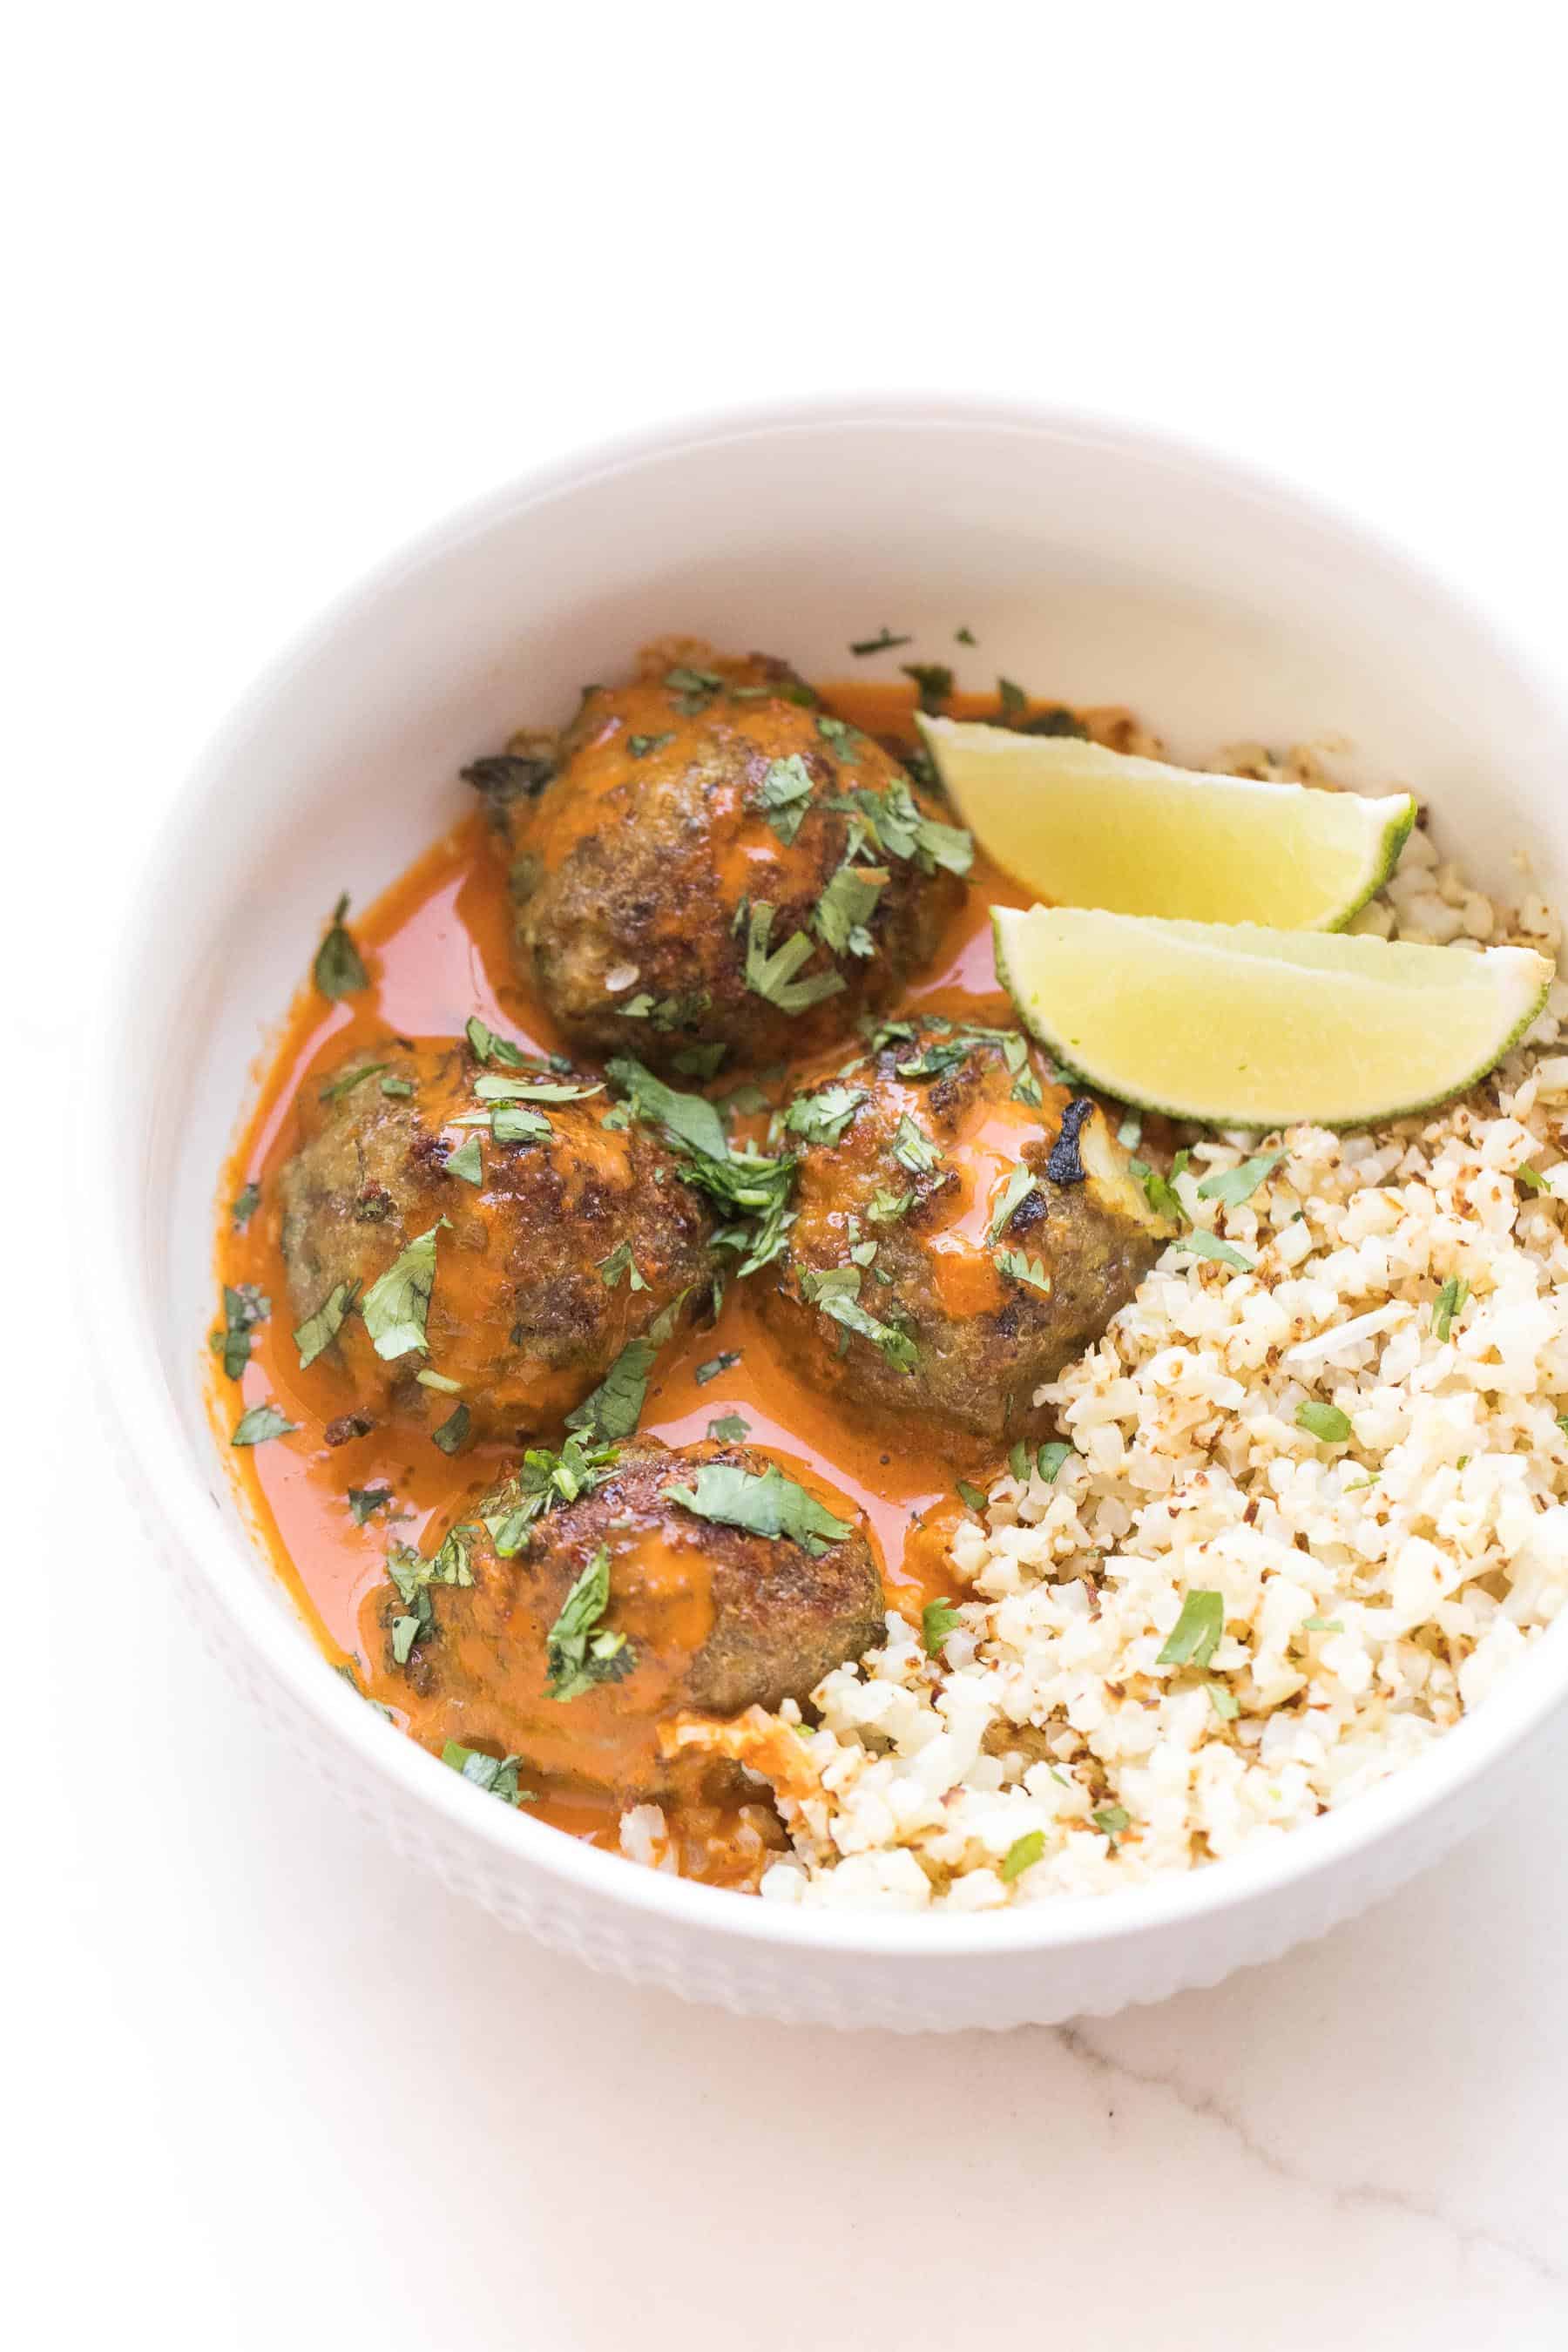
xmin=377 ymin=1436 xmax=885 ymax=1801
xmin=278 ymin=1038 xmax=716 ymax=1438
xmin=470 ymin=642 xmax=969 ymax=1071
xmin=759 ymin=1017 xmax=1173 ymax=1443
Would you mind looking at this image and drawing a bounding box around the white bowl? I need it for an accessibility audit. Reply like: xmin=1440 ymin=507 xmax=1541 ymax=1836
xmin=89 ymin=395 xmax=1568 ymax=2031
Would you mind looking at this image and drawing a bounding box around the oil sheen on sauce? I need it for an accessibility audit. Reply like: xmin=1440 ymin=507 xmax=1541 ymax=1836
xmin=211 ymin=680 xmax=1105 ymax=1877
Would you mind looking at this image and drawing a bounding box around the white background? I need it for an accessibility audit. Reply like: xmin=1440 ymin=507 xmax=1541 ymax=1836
xmin=10 ymin=7 xmax=1568 ymax=2346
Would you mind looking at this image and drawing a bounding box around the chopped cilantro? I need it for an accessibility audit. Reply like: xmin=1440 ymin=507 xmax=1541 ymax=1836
xmin=798 ymin=1262 xmax=919 ymax=1370
xmin=473 ymin=1074 xmax=599 ymax=1104
xmin=627 ymin=732 xmax=675 ymax=759
xmin=997 ymin=1248 xmax=1052 ymax=1294
xmin=318 ymin=1061 xmax=389 ymax=1103
xmin=362 ymin=1220 xmax=447 ymax=1360
xmin=664 ymin=1462 xmax=852 ymax=1556
xmin=955 ymin=625 xmax=977 ymax=646
xmin=892 ymin=1114 xmax=940 ymax=1175
xmin=743 ymin=901 xmax=847 ymax=1014
xmin=815 ymin=715 xmax=863 ymax=766
xmin=1116 ymin=1116 xmax=1142 ymax=1151
xmin=608 ymin=1056 xmax=730 ymax=1162
xmin=868 ymin=1184 xmax=914 ymax=1224
xmin=785 ymin=1084 xmax=868 ymax=1148
xmin=988 ymin=1164 xmax=1037 ymax=1242
xmin=1178 ymin=1229 xmax=1254 ymax=1273
xmin=441 ymin=1741 xmax=534 ymax=1803
xmin=1009 ymin=1440 xmax=1030 ymax=1482
xmin=213 ymin=1282 xmax=269 ymax=1379
xmin=1196 ymin=1151 xmax=1284 ymax=1207
xmin=464 ymin=1016 xmax=539 ymax=1070
xmin=390 ymin=1585 xmax=434 ymax=1667
xmin=1158 ymin=1589 xmax=1225 ymax=1669
xmin=922 ymin=1597 xmax=961 ymax=1656
xmin=901 ymin=662 xmax=953 ymax=713
xmin=1297 ymin=1400 xmax=1352 ymax=1443
xmin=543 ymin=1544 xmax=634 ymax=1700
xmin=564 ymin=1337 xmax=657 ymax=1443
xmin=1000 ymin=1829 xmax=1044 ymax=1882
xmin=380 ymin=1077 xmax=414 ymax=1099
xmin=848 ymin=627 xmax=912 ymax=656
xmin=313 ymin=894 xmax=368 ymax=1000
xmin=598 ymin=1240 xmax=648 ymax=1292
xmin=996 ymin=676 xmax=1028 ymax=722
xmin=1037 ymin=1440 xmax=1072 ymax=1483
xmin=1206 ymin=1680 xmax=1240 ymax=1720
xmin=814 ymin=859 xmax=888 ymax=957
xmin=446 ymin=1135 xmax=483 ymax=1186
xmin=694 ymin=1350 xmax=741 ymax=1385
xmin=432 ymin=1403 xmax=471 ymax=1455
xmin=672 ymin=1041 xmax=728 ymax=1080
xmin=1433 ymin=1276 xmax=1470 ymax=1341
xmin=1301 ymin=1614 xmax=1345 ymax=1633
xmin=706 ymin=1412 xmax=751 ymax=1443
xmin=294 ymin=1278 xmax=359 ymax=1370
xmin=826 ymin=781 xmax=973 ymax=877
xmin=1092 ymin=1804 xmax=1131 ymax=1842
xmin=348 ymin=1484 xmax=395 ymax=1525
xmin=230 ymin=1181 xmax=261 ymax=1232
xmin=232 ymin=1402 xmax=296 ymax=1447
xmin=482 ymin=1435 xmax=622 ymax=1554
xmin=955 ymin=1479 xmax=988 ymax=1514
xmin=751 ymin=753 xmax=817 ymax=846
xmin=1517 ymin=1163 xmax=1550 ymax=1193
xmin=490 ymin=1104 xmax=552 ymax=1145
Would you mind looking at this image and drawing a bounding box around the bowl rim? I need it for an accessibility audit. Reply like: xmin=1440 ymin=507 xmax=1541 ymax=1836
xmin=89 ymin=387 xmax=1568 ymax=1957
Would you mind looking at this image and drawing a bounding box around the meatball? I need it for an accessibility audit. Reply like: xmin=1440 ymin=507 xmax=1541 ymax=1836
xmin=375 ymin=1436 xmax=885 ymax=1802
xmin=470 ymin=642 xmax=969 ymax=1071
xmin=759 ymin=1017 xmax=1173 ymax=1443
xmin=278 ymin=1037 xmax=715 ymax=1438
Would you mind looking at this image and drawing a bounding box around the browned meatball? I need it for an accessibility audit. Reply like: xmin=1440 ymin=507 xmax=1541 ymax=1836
xmin=278 ymin=1036 xmax=716 ymax=1440
xmin=370 ymin=1436 xmax=886 ymax=1802
xmin=758 ymin=1017 xmax=1173 ymax=1444
xmin=469 ymin=642 xmax=970 ymax=1072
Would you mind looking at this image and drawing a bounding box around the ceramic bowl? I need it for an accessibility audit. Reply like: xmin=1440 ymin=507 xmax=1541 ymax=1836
xmin=87 ymin=395 xmax=1568 ymax=2030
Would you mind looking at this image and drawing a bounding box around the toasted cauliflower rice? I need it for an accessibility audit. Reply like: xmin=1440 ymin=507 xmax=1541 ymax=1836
xmin=639 ymin=763 xmax=1568 ymax=1908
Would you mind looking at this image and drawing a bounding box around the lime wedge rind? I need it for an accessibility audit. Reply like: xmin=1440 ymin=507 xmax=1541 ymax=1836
xmin=922 ymin=717 xmax=1416 ymax=933
xmin=992 ymin=905 xmax=1553 ymax=1130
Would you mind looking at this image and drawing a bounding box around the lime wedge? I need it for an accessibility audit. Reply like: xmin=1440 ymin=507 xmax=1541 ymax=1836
xmin=992 ymin=906 xmax=1552 ymax=1127
xmin=920 ymin=719 xmax=1416 ymax=929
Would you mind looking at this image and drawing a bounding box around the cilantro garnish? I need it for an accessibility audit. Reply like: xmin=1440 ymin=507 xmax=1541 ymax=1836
xmin=212 ymin=1283 xmax=269 ymax=1380
xmin=848 ymin=627 xmax=912 ymax=657
xmin=445 ymin=1135 xmax=483 ymax=1186
xmin=473 ymin=1074 xmax=600 ymax=1104
xmin=598 ymin=1240 xmax=647 ymax=1292
xmin=901 ymin=662 xmax=953 ymax=713
xmin=1037 ymin=1440 xmax=1072 ymax=1483
xmin=922 ymin=1598 xmax=961 ymax=1657
xmin=798 ymin=1263 xmax=919 ymax=1370
xmin=490 ymin=1104 xmax=553 ymax=1145
xmin=564 ymin=1338 xmax=657 ymax=1443
xmin=348 ymin=1485 xmax=395 ymax=1525
xmin=441 ymin=1742 xmax=535 ymax=1804
xmin=628 ymin=733 xmax=676 ymax=759
xmin=815 ymin=714 xmax=863 ymax=765
xmin=1000 ymin=1829 xmax=1044 ymax=1882
xmin=694 ymin=1350 xmax=741 ymax=1385
xmin=294 ymin=1278 xmax=359 ymax=1370
xmin=483 ymin=1434 xmax=622 ymax=1555
xmin=1433 ymin=1276 xmax=1470 ymax=1341
xmin=663 ymin=1462 xmax=853 ymax=1556
xmin=230 ymin=1181 xmax=260 ymax=1232
xmin=997 ymin=676 xmax=1028 ymax=722
xmin=1158 ymin=1589 xmax=1225 ymax=1669
xmin=313 ymin=894 xmax=368 ymax=1000
xmin=1177 ymin=1230 xmax=1254 ymax=1273
xmin=785 ymin=1085 xmax=868 ymax=1148
xmin=955 ymin=625 xmax=977 ymax=645
xmin=955 ymin=1479 xmax=988 ymax=1513
xmin=996 ymin=1248 xmax=1051 ymax=1294
xmin=706 ymin=1412 xmax=750 ymax=1443
xmin=607 ymin=1058 xmax=797 ymax=1276
xmin=1296 ymin=1400 xmax=1352 ymax=1444
xmin=672 ymin=1041 xmax=728 ymax=1080
xmin=464 ymin=1016 xmax=541 ymax=1071
xmin=751 ymin=753 xmax=817 ymax=846
xmin=891 ymin=1114 xmax=941 ymax=1176
xmin=814 ymin=859 xmax=888 ymax=957
xmin=318 ymin=1061 xmax=390 ymax=1103
xmin=1092 ymin=1805 xmax=1130 ymax=1842
xmin=743 ymin=902 xmax=847 ymax=1015
xmin=825 ymin=781 xmax=973 ymax=877
xmin=988 ymin=1164 xmax=1037 ymax=1243
xmin=232 ymin=1402 xmax=297 ymax=1447
xmin=545 ymin=1544 xmax=635 ymax=1701
xmin=868 ymin=1185 xmax=914 ymax=1224
xmin=362 ymin=1220 xmax=448 ymax=1361
xmin=432 ymin=1403 xmax=471 ymax=1456
xmin=1196 ymin=1151 xmax=1284 ymax=1207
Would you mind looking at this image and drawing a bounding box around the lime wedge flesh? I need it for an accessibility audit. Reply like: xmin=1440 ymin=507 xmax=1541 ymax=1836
xmin=921 ymin=719 xmax=1416 ymax=930
xmin=992 ymin=906 xmax=1553 ymax=1128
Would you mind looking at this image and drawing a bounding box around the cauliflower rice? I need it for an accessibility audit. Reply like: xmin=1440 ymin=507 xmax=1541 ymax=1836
xmin=649 ymin=760 xmax=1568 ymax=1909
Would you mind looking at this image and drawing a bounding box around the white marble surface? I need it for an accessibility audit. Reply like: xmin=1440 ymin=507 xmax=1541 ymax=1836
xmin=13 ymin=10 xmax=1568 ymax=2344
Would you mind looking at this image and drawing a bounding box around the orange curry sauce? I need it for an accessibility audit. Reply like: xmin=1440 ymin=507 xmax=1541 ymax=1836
xmin=211 ymin=679 xmax=1119 ymax=1872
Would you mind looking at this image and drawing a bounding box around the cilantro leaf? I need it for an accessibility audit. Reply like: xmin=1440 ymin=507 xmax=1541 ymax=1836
xmin=901 ymin=662 xmax=953 ymax=713
xmin=1297 ymin=1400 xmax=1352 ymax=1443
xmin=606 ymin=1057 xmax=730 ymax=1162
xmin=891 ymin=1114 xmax=940 ymax=1176
xmin=318 ymin=1061 xmax=390 ymax=1104
xmin=348 ymin=1485 xmax=395 ymax=1525
xmin=1037 ymin=1440 xmax=1072 ymax=1483
xmin=868 ymin=1184 xmax=914 ymax=1224
xmin=849 ymin=627 xmax=912 ymax=656
xmin=1000 ymin=1829 xmax=1044 ymax=1882
xmin=996 ymin=676 xmax=1029 ymax=723
xmin=1092 ymin=1804 xmax=1130 ymax=1842
xmin=694 ymin=1350 xmax=741 ymax=1385
xmin=313 ymin=894 xmax=368 ymax=999
xmin=598 ymin=1239 xmax=647 ymax=1292
xmin=922 ymin=1598 xmax=961 ymax=1657
xmin=785 ymin=1084 xmax=868 ymax=1148
xmin=814 ymin=860 xmax=888 ymax=957
xmin=1196 ymin=1151 xmax=1284 ymax=1207
xmin=490 ymin=1104 xmax=552 ymax=1145
xmin=212 ymin=1282 xmax=270 ymax=1379
xmin=997 ymin=1248 xmax=1052 ymax=1294
xmin=988 ymin=1164 xmax=1037 ymax=1242
xmin=628 ymin=732 xmax=675 ymax=759
xmin=482 ymin=1434 xmax=622 ymax=1554
xmin=564 ymin=1337 xmax=657 ymax=1443
xmin=361 ymin=1220 xmax=447 ymax=1360
xmin=294 ymin=1279 xmax=360 ymax=1370
xmin=1177 ymin=1230 xmax=1254 ymax=1273
xmin=798 ymin=1262 xmax=919 ymax=1370
xmin=441 ymin=1741 xmax=535 ymax=1803
xmin=664 ymin=1462 xmax=853 ymax=1557
xmin=956 ymin=1479 xmax=988 ymax=1513
xmin=232 ymin=1402 xmax=297 ymax=1447
xmin=446 ymin=1135 xmax=483 ymax=1186
xmin=230 ymin=1181 xmax=261 ymax=1232
xmin=545 ymin=1544 xmax=635 ymax=1700
xmin=432 ymin=1403 xmax=471 ymax=1455
xmin=1433 ymin=1276 xmax=1470 ymax=1341
xmin=1157 ymin=1589 xmax=1225 ymax=1668
xmin=743 ymin=902 xmax=847 ymax=1015
xmin=706 ymin=1412 xmax=751 ymax=1443
xmin=751 ymin=753 xmax=817 ymax=846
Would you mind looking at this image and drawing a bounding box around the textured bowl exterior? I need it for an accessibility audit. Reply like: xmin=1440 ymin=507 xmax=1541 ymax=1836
xmin=88 ymin=395 xmax=1568 ymax=2030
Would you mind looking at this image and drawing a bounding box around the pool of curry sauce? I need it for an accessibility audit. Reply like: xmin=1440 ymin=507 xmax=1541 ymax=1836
xmin=213 ymin=681 xmax=1123 ymax=1875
